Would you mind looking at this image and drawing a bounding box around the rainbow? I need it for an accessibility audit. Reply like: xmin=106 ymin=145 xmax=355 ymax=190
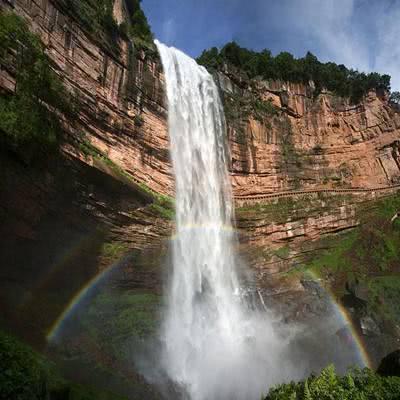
xmin=333 ymin=301 xmax=372 ymax=368
xmin=46 ymin=238 xmax=373 ymax=370
xmin=46 ymin=256 xmax=125 ymax=343
xmin=46 ymin=224 xmax=236 ymax=342
xmin=305 ymin=269 xmax=372 ymax=369
xmin=19 ymin=234 xmax=97 ymax=311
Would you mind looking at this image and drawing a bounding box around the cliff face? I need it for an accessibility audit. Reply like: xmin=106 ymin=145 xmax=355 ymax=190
xmin=0 ymin=3 xmax=173 ymax=393
xmin=216 ymin=71 xmax=400 ymax=196
xmin=215 ymin=66 xmax=400 ymax=267
xmin=1 ymin=0 xmax=173 ymax=194
xmin=0 ymin=0 xmax=174 ymax=350
xmin=216 ymin=69 xmax=400 ymax=365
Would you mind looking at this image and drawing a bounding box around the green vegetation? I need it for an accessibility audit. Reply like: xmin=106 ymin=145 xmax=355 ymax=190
xmin=276 ymin=115 xmax=302 ymax=176
xmin=81 ymin=290 xmax=161 ymax=361
xmin=137 ymin=181 xmax=175 ymax=219
xmin=133 ymin=113 xmax=144 ymax=127
xmin=79 ymin=139 xmax=175 ymax=220
xmin=298 ymin=192 xmax=400 ymax=323
xmin=149 ymin=202 xmax=175 ymax=220
xmin=223 ymin=91 xmax=278 ymax=127
xmin=198 ymin=42 xmax=391 ymax=104
xmin=274 ymin=245 xmax=290 ymax=260
xmin=2 ymin=329 xmax=400 ymax=400
xmin=0 ymin=330 xmax=127 ymax=399
xmin=303 ymin=193 xmax=400 ymax=277
xmin=304 ymin=231 xmax=358 ymax=279
xmin=101 ymin=242 xmax=129 ymax=264
xmin=222 ymin=87 xmax=301 ymax=185
xmin=59 ymin=0 xmax=153 ymax=53
xmin=390 ymin=91 xmax=400 ymax=105
xmin=368 ymin=276 xmax=400 ymax=323
xmin=62 ymin=0 xmax=120 ymax=53
xmin=0 ymin=12 xmax=73 ymax=164
xmin=237 ymin=195 xmax=318 ymax=222
xmin=265 ymin=365 xmax=400 ymax=400
xmin=252 ymin=98 xmax=279 ymax=121
xmin=79 ymin=139 xmax=135 ymax=182
xmin=125 ymin=0 xmax=154 ymax=45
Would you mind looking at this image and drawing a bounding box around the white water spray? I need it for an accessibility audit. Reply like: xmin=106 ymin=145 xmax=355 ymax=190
xmin=155 ymin=41 xmax=302 ymax=400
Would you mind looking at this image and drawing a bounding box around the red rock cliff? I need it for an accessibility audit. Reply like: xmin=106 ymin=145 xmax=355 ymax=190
xmin=1 ymin=0 xmax=173 ymax=195
xmin=217 ymin=71 xmax=400 ymax=196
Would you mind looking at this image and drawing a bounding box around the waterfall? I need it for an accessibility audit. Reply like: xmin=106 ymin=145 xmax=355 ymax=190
xmin=155 ymin=41 xmax=299 ymax=400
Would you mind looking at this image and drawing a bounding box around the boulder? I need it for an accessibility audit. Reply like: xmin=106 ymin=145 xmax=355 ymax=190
xmin=377 ymin=350 xmax=400 ymax=377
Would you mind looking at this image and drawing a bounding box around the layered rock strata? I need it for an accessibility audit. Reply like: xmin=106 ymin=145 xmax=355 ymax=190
xmin=216 ymin=70 xmax=400 ymax=197
xmin=1 ymin=0 xmax=172 ymax=194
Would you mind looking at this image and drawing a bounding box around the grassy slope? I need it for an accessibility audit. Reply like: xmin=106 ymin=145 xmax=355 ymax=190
xmin=274 ymin=192 xmax=400 ymax=350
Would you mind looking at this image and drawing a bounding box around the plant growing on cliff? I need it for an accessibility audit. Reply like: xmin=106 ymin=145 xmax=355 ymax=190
xmin=96 ymin=0 xmax=119 ymax=40
xmin=134 ymin=114 xmax=144 ymax=127
xmin=0 ymin=12 xmax=72 ymax=164
xmin=63 ymin=0 xmax=120 ymax=53
xmin=127 ymin=0 xmax=154 ymax=43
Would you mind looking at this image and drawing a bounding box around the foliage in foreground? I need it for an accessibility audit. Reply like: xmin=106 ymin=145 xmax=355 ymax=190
xmin=0 ymin=330 xmax=127 ymax=400
xmin=265 ymin=365 xmax=400 ymax=400
xmin=198 ymin=42 xmax=391 ymax=104
xmin=0 ymin=12 xmax=73 ymax=164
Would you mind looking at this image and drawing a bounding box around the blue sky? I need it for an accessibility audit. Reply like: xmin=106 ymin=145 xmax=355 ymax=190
xmin=142 ymin=0 xmax=400 ymax=91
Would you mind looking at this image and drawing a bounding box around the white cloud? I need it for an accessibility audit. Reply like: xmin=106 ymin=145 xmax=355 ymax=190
xmin=282 ymin=0 xmax=370 ymax=70
xmin=149 ymin=0 xmax=400 ymax=90
xmin=375 ymin=5 xmax=400 ymax=91
xmin=260 ymin=0 xmax=399 ymax=90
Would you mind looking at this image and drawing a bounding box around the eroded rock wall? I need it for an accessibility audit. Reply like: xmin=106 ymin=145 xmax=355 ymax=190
xmin=217 ymin=70 xmax=400 ymax=196
xmin=0 ymin=0 xmax=173 ymax=195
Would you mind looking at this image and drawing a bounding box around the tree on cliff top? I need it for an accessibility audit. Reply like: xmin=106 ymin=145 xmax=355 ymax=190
xmin=197 ymin=41 xmax=392 ymax=104
xmin=390 ymin=91 xmax=400 ymax=105
xmin=125 ymin=0 xmax=154 ymax=45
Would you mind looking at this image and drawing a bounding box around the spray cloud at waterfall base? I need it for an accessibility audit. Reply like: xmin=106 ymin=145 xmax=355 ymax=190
xmin=149 ymin=41 xmax=365 ymax=400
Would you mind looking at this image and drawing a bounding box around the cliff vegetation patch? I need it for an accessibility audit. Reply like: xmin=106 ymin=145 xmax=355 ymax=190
xmin=59 ymin=0 xmax=154 ymax=54
xmin=298 ymin=192 xmax=400 ymax=338
xmin=79 ymin=139 xmax=175 ymax=220
xmin=0 ymin=12 xmax=73 ymax=164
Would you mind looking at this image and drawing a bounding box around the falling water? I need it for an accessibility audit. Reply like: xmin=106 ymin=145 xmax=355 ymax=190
xmin=155 ymin=41 xmax=301 ymax=400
